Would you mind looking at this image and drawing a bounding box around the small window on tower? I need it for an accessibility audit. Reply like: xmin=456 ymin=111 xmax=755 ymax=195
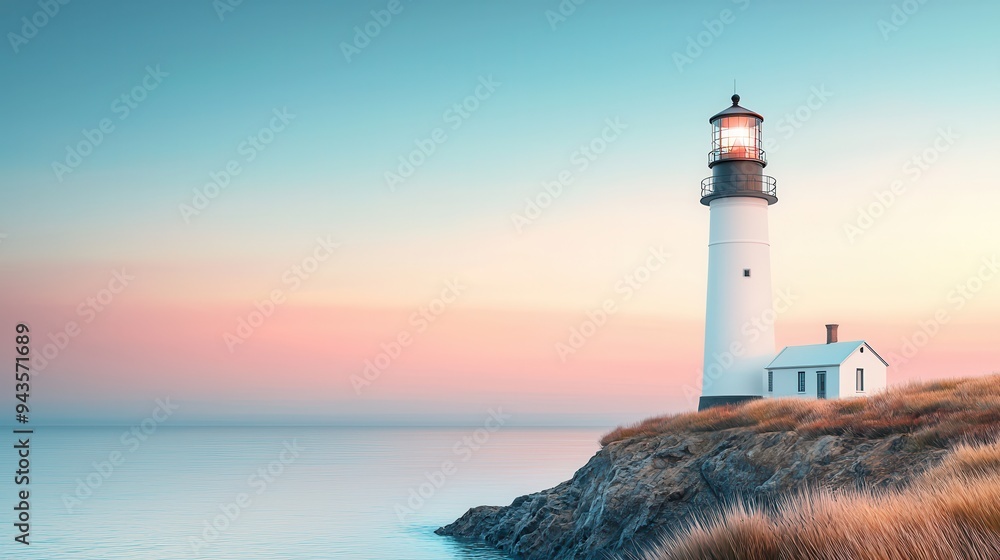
xmin=743 ymin=269 xmax=751 ymax=278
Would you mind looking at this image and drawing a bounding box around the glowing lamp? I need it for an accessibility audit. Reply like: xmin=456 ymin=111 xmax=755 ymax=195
xmin=709 ymin=95 xmax=763 ymax=164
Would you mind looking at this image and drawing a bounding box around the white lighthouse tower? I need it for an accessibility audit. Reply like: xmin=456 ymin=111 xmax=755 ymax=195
xmin=699 ymin=94 xmax=778 ymax=410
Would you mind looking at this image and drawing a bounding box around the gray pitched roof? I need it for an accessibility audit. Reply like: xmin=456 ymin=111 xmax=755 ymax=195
xmin=766 ymin=340 xmax=887 ymax=369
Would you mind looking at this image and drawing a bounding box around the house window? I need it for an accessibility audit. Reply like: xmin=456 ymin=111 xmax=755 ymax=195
xmin=743 ymin=269 xmax=751 ymax=277
xmin=856 ymin=368 xmax=864 ymax=392
xmin=768 ymin=371 xmax=773 ymax=392
xmin=797 ymin=371 xmax=806 ymax=393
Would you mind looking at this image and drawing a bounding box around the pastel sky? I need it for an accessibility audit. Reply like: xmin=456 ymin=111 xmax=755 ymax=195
xmin=1 ymin=0 xmax=998 ymax=425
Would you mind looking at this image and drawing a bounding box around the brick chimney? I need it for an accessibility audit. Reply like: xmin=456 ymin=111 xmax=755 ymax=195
xmin=825 ymin=324 xmax=839 ymax=344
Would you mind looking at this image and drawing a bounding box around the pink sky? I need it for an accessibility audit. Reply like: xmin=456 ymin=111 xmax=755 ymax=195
xmin=5 ymin=239 xmax=998 ymax=425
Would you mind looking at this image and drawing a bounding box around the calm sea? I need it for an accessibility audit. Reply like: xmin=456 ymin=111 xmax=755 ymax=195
xmin=1 ymin=427 xmax=604 ymax=559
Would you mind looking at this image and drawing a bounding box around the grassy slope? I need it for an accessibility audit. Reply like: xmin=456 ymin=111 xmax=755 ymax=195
xmin=602 ymin=375 xmax=1000 ymax=450
xmin=602 ymin=375 xmax=1000 ymax=560
xmin=642 ymin=440 xmax=1000 ymax=559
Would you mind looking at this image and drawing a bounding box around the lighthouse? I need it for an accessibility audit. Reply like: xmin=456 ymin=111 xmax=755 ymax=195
xmin=699 ymin=94 xmax=778 ymax=411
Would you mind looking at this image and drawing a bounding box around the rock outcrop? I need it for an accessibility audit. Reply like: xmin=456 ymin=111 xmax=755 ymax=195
xmin=436 ymin=430 xmax=945 ymax=560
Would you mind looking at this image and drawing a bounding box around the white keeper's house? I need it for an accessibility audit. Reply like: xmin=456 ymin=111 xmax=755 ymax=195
xmin=764 ymin=325 xmax=888 ymax=400
xmin=696 ymin=94 xmax=889 ymax=409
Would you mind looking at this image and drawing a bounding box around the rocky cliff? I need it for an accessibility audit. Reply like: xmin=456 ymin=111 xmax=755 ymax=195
xmin=436 ymin=430 xmax=945 ymax=560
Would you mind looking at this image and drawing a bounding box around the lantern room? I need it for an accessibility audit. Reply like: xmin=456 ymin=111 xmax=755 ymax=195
xmin=701 ymin=93 xmax=777 ymax=206
xmin=708 ymin=94 xmax=766 ymax=166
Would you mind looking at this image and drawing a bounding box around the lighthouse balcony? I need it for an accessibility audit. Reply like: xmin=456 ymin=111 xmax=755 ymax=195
xmin=700 ymin=174 xmax=777 ymax=205
xmin=708 ymin=147 xmax=767 ymax=167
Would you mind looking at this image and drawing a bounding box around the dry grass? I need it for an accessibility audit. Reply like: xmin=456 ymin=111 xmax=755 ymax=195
xmin=641 ymin=439 xmax=1000 ymax=560
xmin=601 ymin=374 xmax=1000 ymax=449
